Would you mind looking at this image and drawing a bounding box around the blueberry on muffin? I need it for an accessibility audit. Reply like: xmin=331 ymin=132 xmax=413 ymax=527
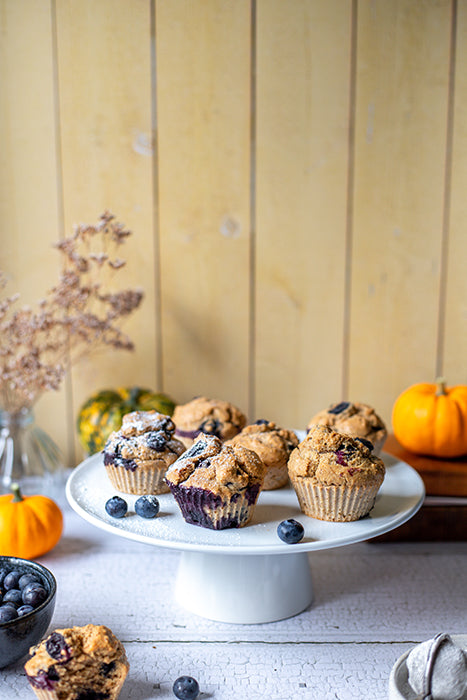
xmin=226 ymin=420 xmax=298 ymax=490
xmin=306 ymin=401 xmax=387 ymax=456
xmin=165 ymin=434 xmax=266 ymax=529
xmin=103 ymin=410 xmax=185 ymax=494
xmin=172 ymin=397 xmax=247 ymax=447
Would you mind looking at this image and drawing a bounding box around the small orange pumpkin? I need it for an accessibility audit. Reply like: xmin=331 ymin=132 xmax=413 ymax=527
xmin=392 ymin=378 xmax=467 ymax=458
xmin=0 ymin=483 xmax=63 ymax=559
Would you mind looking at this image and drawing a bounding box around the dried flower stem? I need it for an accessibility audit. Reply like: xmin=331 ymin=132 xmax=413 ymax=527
xmin=0 ymin=211 xmax=143 ymax=414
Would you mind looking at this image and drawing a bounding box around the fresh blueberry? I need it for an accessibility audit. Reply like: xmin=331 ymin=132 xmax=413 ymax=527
xmin=146 ymin=432 xmax=168 ymax=452
xmin=105 ymin=496 xmax=128 ymax=519
xmin=328 ymin=401 xmax=350 ymax=415
xmin=173 ymin=675 xmax=200 ymax=700
xmin=17 ymin=604 xmax=34 ymax=617
xmin=3 ymin=570 xmax=22 ymax=591
xmin=199 ymin=417 xmax=221 ymax=437
xmin=18 ymin=573 xmax=41 ymax=590
xmin=22 ymin=586 xmax=48 ymax=607
xmin=135 ymin=495 xmax=160 ymax=519
xmin=277 ymin=519 xmax=305 ymax=544
xmin=0 ymin=604 xmax=18 ymax=623
xmin=3 ymin=589 xmax=23 ymax=607
xmin=46 ymin=632 xmax=71 ymax=662
xmin=0 ymin=567 xmax=9 ymax=587
xmin=355 ymin=437 xmax=374 ymax=451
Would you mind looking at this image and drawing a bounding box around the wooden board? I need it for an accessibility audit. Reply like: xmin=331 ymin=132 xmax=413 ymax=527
xmin=384 ymin=434 xmax=467 ymax=497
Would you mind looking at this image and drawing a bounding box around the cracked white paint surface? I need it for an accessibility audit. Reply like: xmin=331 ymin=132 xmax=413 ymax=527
xmin=2 ymin=506 xmax=466 ymax=699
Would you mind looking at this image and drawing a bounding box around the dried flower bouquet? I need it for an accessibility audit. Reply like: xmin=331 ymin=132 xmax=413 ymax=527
xmin=0 ymin=211 xmax=143 ymax=415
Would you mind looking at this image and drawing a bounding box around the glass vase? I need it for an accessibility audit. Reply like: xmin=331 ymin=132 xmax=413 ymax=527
xmin=0 ymin=407 xmax=66 ymax=503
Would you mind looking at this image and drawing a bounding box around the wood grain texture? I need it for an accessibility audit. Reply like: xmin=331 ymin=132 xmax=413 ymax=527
xmin=444 ymin=0 xmax=467 ymax=383
xmin=255 ymin=0 xmax=353 ymax=429
xmin=54 ymin=0 xmax=157 ymax=460
xmin=0 ymin=0 xmax=70 ymax=457
xmin=349 ymin=0 xmax=452 ymax=425
xmin=3 ymin=508 xmax=466 ymax=699
xmin=155 ymin=0 xmax=252 ymax=414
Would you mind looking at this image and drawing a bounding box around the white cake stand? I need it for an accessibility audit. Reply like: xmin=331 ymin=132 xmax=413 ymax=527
xmin=66 ymin=451 xmax=424 ymax=624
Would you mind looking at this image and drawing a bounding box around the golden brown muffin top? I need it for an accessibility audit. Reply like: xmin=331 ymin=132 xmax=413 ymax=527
xmin=226 ymin=420 xmax=298 ymax=470
xmin=288 ymin=424 xmax=385 ymax=488
xmin=172 ymin=396 xmax=247 ymax=441
xmin=104 ymin=410 xmax=185 ymax=468
xmin=165 ymin=434 xmax=265 ymax=496
xmin=306 ymin=401 xmax=387 ymax=449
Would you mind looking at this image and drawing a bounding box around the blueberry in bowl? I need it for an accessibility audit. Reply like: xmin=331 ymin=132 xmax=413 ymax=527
xmin=0 ymin=556 xmax=57 ymax=668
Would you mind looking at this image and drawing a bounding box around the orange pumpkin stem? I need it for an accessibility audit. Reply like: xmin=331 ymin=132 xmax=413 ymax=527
xmin=435 ymin=377 xmax=447 ymax=396
xmin=10 ymin=482 xmax=24 ymax=503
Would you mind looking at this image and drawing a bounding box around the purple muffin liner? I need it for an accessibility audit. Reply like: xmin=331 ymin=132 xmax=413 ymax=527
xmin=168 ymin=483 xmax=261 ymax=530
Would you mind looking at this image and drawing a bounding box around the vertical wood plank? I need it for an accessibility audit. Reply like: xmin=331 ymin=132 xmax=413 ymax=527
xmin=444 ymin=0 xmax=467 ymax=383
xmin=349 ymin=0 xmax=452 ymax=424
xmin=0 ymin=0 xmax=69 ymax=459
xmin=55 ymin=0 xmax=156 ymax=459
xmin=255 ymin=0 xmax=353 ymax=429
xmin=155 ymin=0 xmax=252 ymax=415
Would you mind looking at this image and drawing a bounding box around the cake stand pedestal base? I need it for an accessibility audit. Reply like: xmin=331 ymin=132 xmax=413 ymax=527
xmin=174 ymin=550 xmax=313 ymax=624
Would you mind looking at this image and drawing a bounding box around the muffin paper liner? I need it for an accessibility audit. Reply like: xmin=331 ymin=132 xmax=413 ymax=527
xmin=168 ymin=483 xmax=261 ymax=529
xmin=27 ymin=690 xmax=58 ymax=700
xmin=290 ymin=478 xmax=380 ymax=522
xmin=105 ymin=465 xmax=170 ymax=495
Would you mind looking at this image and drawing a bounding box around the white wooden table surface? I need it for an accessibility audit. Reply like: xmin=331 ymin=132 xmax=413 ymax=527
xmin=2 ymin=502 xmax=466 ymax=700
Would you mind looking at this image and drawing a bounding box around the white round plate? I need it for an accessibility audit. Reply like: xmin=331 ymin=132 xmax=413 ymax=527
xmin=388 ymin=634 xmax=467 ymax=700
xmin=66 ymin=451 xmax=425 ymax=556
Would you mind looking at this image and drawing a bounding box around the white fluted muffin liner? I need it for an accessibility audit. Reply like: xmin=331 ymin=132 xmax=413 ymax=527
xmin=105 ymin=465 xmax=170 ymax=495
xmin=290 ymin=478 xmax=380 ymax=522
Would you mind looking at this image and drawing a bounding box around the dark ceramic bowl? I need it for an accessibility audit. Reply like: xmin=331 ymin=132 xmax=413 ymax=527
xmin=0 ymin=556 xmax=56 ymax=668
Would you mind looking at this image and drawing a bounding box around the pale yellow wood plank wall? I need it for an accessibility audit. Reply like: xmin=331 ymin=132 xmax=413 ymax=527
xmin=349 ymin=0 xmax=453 ymax=416
xmin=255 ymin=0 xmax=353 ymax=429
xmin=0 ymin=0 xmax=69 ymax=456
xmin=0 ymin=0 xmax=465 ymax=467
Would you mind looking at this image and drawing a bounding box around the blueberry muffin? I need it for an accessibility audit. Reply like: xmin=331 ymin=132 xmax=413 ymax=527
xmin=226 ymin=420 xmax=299 ymax=490
xmin=306 ymin=401 xmax=387 ymax=456
xmin=165 ymin=434 xmax=266 ymax=529
xmin=288 ymin=424 xmax=385 ymax=522
xmin=172 ymin=396 xmax=247 ymax=448
xmin=103 ymin=410 xmax=185 ymax=494
xmin=24 ymin=624 xmax=129 ymax=700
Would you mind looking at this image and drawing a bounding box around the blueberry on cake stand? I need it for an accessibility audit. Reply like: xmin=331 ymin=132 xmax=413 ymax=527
xmin=66 ymin=452 xmax=424 ymax=624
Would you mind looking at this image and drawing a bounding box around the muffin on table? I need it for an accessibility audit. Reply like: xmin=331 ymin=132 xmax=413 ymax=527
xmin=103 ymin=410 xmax=185 ymax=494
xmin=306 ymin=401 xmax=387 ymax=456
xmin=165 ymin=434 xmax=266 ymax=529
xmin=24 ymin=624 xmax=129 ymax=700
xmin=172 ymin=396 xmax=247 ymax=447
xmin=226 ymin=419 xmax=299 ymax=490
xmin=288 ymin=424 xmax=385 ymax=522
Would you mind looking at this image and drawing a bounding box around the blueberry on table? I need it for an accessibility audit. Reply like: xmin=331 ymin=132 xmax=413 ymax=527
xmin=135 ymin=495 xmax=160 ymax=519
xmin=173 ymin=676 xmax=200 ymax=700
xmin=277 ymin=519 xmax=305 ymax=544
xmin=0 ymin=605 xmax=18 ymax=623
xmin=105 ymin=495 xmax=128 ymax=519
